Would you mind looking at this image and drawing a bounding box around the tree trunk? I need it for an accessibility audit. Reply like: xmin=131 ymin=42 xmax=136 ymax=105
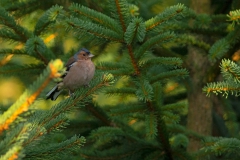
xmin=186 ymin=46 xmax=212 ymax=152
xmin=186 ymin=0 xmax=212 ymax=152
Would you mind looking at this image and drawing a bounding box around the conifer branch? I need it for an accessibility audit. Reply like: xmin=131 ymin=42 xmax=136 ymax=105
xmin=85 ymin=104 xmax=113 ymax=126
xmin=0 ymin=60 xmax=63 ymax=134
xmin=0 ymin=7 xmax=30 ymax=42
xmin=25 ymin=136 xmax=85 ymax=159
xmin=203 ymin=59 xmax=240 ymax=97
xmin=208 ymin=26 xmax=240 ymax=62
xmin=146 ymin=111 xmax=158 ymax=139
xmin=228 ymin=9 xmax=240 ymax=25
xmin=147 ymin=101 xmax=173 ymax=160
xmin=135 ymin=32 xmax=176 ymax=59
xmin=96 ymin=63 xmax=132 ymax=76
xmin=35 ymin=49 xmax=49 ymax=65
xmin=140 ymin=57 xmax=183 ymax=68
xmin=151 ymin=82 xmax=173 ymax=160
xmin=34 ymin=5 xmax=63 ymax=36
xmin=69 ymin=3 xmax=120 ymax=32
xmin=176 ymin=34 xmax=211 ymax=51
xmin=150 ymin=69 xmax=188 ymax=84
xmin=0 ymin=49 xmax=26 ymax=55
xmin=220 ymin=59 xmax=240 ymax=83
xmin=136 ymin=79 xmax=154 ymax=102
xmin=168 ymin=124 xmax=205 ymax=140
xmin=1 ymin=146 xmax=21 ymax=160
xmin=25 ymin=36 xmax=55 ymax=65
xmin=22 ymin=74 xmax=114 ymax=150
xmin=80 ymin=145 xmax=156 ymax=160
xmin=38 ymin=73 xmax=113 ymax=129
xmin=145 ymin=4 xmax=185 ymax=31
xmin=110 ymin=104 xmax=145 ymax=117
xmin=46 ymin=119 xmax=66 ymax=133
xmin=0 ymin=64 xmax=44 ymax=75
xmin=124 ymin=18 xmax=145 ymax=44
xmin=114 ymin=0 xmax=141 ymax=75
xmin=66 ymin=17 xmax=123 ymax=42
xmin=0 ymin=124 xmax=30 ymax=160
xmin=127 ymin=45 xmax=140 ymax=75
xmin=0 ymin=28 xmax=22 ymax=41
xmin=203 ymin=81 xmax=240 ymax=97
xmin=105 ymin=87 xmax=136 ymax=96
xmin=115 ymin=0 xmax=126 ymax=32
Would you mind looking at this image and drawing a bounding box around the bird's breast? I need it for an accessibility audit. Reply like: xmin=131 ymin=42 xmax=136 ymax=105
xmin=63 ymin=60 xmax=95 ymax=91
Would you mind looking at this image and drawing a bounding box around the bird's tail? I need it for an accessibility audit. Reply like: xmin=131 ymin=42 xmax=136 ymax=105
xmin=46 ymin=85 xmax=62 ymax=101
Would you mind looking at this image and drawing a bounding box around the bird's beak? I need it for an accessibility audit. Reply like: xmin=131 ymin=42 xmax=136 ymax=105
xmin=88 ymin=53 xmax=94 ymax=58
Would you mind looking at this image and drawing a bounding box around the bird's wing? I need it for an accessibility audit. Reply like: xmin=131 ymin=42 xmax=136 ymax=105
xmin=61 ymin=56 xmax=77 ymax=78
xmin=65 ymin=56 xmax=76 ymax=71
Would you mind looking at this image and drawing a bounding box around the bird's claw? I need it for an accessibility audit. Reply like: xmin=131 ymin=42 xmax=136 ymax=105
xmin=84 ymin=84 xmax=90 ymax=88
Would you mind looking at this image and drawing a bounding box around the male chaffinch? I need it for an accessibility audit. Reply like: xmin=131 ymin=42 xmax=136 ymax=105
xmin=46 ymin=48 xmax=95 ymax=100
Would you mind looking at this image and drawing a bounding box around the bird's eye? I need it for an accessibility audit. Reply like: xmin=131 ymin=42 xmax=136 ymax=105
xmin=83 ymin=54 xmax=86 ymax=56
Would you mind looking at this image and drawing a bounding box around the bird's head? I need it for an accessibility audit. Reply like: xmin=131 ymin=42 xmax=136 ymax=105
xmin=74 ymin=48 xmax=94 ymax=61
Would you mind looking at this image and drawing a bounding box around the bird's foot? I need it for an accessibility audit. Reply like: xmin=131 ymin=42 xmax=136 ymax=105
xmin=84 ymin=84 xmax=90 ymax=88
xmin=69 ymin=90 xmax=75 ymax=97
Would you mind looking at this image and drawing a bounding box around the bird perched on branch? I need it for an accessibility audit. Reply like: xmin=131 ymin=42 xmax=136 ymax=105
xmin=46 ymin=48 xmax=95 ymax=100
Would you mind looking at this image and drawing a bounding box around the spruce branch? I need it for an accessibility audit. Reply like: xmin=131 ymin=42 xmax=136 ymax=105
xmin=105 ymin=87 xmax=136 ymax=96
xmin=114 ymin=0 xmax=127 ymax=32
xmin=208 ymin=38 xmax=230 ymax=63
xmin=198 ymin=137 xmax=240 ymax=158
xmin=228 ymin=9 xmax=240 ymax=26
xmin=146 ymin=100 xmax=173 ymax=160
xmin=168 ymin=124 xmax=205 ymax=140
xmin=110 ymin=103 xmax=145 ymax=117
xmin=0 ymin=59 xmax=63 ymax=134
xmin=135 ymin=31 xmax=176 ymax=59
xmin=69 ymin=3 xmax=121 ymax=33
xmin=203 ymin=59 xmax=240 ymax=97
xmin=25 ymin=135 xmax=86 ymax=159
xmin=0 ymin=49 xmax=26 ymax=55
xmin=176 ymin=34 xmax=211 ymax=51
xmin=66 ymin=16 xmax=123 ymax=42
xmin=151 ymin=82 xmax=173 ymax=160
xmin=89 ymin=127 xmax=125 ymax=146
xmin=96 ymin=62 xmax=133 ymax=76
xmin=145 ymin=4 xmax=186 ymax=31
xmin=0 ymin=64 xmax=44 ymax=75
xmin=127 ymin=45 xmax=140 ymax=75
xmin=0 ymin=146 xmax=22 ymax=160
xmin=145 ymin=111 xmax=158 ymax=140
xmin=203 ymin=81 xmax=240 ymax=97
xmin=115 ymin=0 xmax=143 ymax=76
xmin=209 ymin=26 xmax=240 ymax=62
xmin=25 ymin=36 xmax=55 ymax=65
xmin=37 ymin=73 xmax=114 ymax=130
xmin=162 ymin=101 xmax=186 ymax=113
xmin=85 ymin=104 xmax=113 ymax=126
xmin=97 ymin=62 xmax=129 ymax=70
xmin=136 ymin=79 xmax=154 ymax=102
xmin=34 ymin=5 xmax=63 ymax=36
xmin=0 ymin=28 xmax=22 ymax=41
xmin=140 ymin=57 xmax=183 ymax=68
xmin=150 ymin=69 xmax=189 ymax=84
xmin=45 ymin=115 xmax=68 ymax=133
xmin=124 ymin=17 xmax=146 ymax=44
xmin=0 ymin=124 xmax=30 ymax=157
xmin=220 ymin=59 xmax=240 ymax=83
xmin=0 ymin=7 xmax=30 ymax=42
xmin=4 ymin=0 xmax=39 ymax=17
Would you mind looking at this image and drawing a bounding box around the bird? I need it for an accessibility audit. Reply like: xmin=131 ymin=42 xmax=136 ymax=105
xmin=46 ymin=48 xmax=95 ymax=100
